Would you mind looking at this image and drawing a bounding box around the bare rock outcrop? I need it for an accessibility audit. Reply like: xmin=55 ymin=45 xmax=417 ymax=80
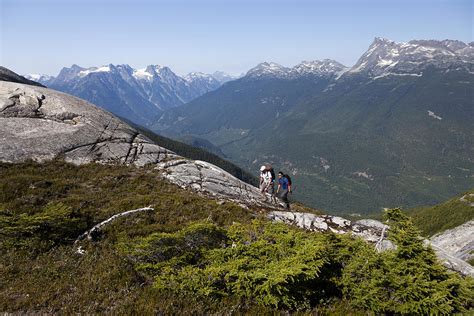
xmin=0 ymin=81 xmax=280 ymax=209
xmin=430 ymin=220 xmax=474 ymax=262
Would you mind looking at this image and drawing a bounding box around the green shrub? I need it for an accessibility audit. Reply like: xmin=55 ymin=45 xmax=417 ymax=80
xmin=0 ymin=202 xmax=86 ymax=251
xmin=341 ymin=208 xmax=474 ymax=314
xmin=122 ymin=220 xmax=339 ymax=309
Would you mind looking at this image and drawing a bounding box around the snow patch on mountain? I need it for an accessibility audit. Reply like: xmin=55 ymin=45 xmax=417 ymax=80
xmin=78 ymin=66 xmax=111 ymax=77
xmin=133 ymin=68 xmax=154 ymax=80
xmin=373 ymin=72 xmax=423 ymax=80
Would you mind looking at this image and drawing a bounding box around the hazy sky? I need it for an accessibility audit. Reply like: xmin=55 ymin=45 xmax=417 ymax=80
xmin=1 ymin=0 xmax=472 ymax=76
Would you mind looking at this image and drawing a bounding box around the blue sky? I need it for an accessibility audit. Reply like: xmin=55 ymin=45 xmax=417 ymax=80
xmin=1 ymin=0 xmax=472 ymax=76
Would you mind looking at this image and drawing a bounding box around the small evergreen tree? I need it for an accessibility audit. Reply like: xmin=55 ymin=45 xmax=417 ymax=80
xmin=341 ymin=208 xmax=474 ymax=314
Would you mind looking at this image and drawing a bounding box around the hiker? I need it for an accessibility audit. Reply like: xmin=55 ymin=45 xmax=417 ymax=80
xmin=276 ymin=171 xmax=291 ymax=209
xmin=259 ymin=165 xmax=275 ymax=202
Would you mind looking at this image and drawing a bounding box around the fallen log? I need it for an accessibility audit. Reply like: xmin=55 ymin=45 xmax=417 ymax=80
xmin=74 ymin=206 xmax=154 ymax=244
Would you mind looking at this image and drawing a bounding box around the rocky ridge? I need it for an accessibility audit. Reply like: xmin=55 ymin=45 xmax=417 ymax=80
xmin=430 ymin=220 xmax=474 ymax=263
xmin=245 ymin=60 xmax=347 ymax=79
xmin=0 ymin=81 xmax=276 ymax=208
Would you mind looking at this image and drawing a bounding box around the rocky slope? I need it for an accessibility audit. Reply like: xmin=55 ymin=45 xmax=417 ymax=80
xmin=430 ymin=220 xmax=474 ymax=263
xmin=0 ymin=81 xmax=268 ymax=208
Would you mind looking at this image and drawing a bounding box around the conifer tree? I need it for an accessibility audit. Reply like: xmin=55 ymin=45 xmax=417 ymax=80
xmin=341 ymin=208 xmax=473 ymax=314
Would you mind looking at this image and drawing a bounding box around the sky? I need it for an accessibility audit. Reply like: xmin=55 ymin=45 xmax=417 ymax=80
xmin=1 ymin=0 xmax=472 ymax=76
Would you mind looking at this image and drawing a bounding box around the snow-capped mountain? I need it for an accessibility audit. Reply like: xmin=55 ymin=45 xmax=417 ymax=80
xmin=243 ymin=38 xmax=473 ymax=81
xmin=348 ymin=37 xmax=474 ymax=78
xmin=26 ymin=64 xmax=233 ymax=125
xmin=184 ymin=72 xmax=221 ymax=94
xmin=293 ymin=59 xmax=348 ymax=77
xmin=24 ymin=73 xmax=55 ymax=84
xmin=245 ymin=62 xmax=292 ymax=79
xmin=245 ymin=60 xmax=348 ymax=79
xmin=211 ymin=71 xmax=240 ymax=84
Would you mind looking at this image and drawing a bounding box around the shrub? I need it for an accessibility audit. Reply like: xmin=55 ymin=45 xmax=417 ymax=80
xmin=0 ymin=202 xmax=86 ymax=251
xmin=341 ymin=208 xmax=474 ymax=314
xmin=122 ymin=220 xmax=338 ymax=309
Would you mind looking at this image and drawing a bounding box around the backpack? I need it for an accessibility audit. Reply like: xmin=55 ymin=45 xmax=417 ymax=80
xmin=269 ymin=168 xmax=276 ymax=182
xmin=284 ymin=174 xmax=292 ymax=186
xmin=265 ymin=164 xmax=275 ymax=182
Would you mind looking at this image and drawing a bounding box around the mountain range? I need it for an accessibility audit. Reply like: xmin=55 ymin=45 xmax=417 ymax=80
xmin=153 ymin=38 xmax=474 ymax=214
xmin=20 ymin=37 xmax=474 ymax=214
xmin=26 ymin=65 xmax=237 ymax=126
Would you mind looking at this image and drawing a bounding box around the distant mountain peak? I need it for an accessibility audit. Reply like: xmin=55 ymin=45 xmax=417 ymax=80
xmin=246 ymin=62 xmax=290 ymax=79
xmin=373 ymin=37 xmax=396 ymax=45
xmin=185 ymin=72 xmax=211 ymax=80
xmin=246 ymin=59 xmax=347 ymax=79
xmin=293 ymin=59 xmax=347 ymax=76
xmin=24 ymin=73 xmax=54 ymax=82
xmin=211 ymin=71 xmax=239 ymax=84
xmin=184 ymin=72 xmax=219 ymax=87
xmin=348 ymin=37 xmax=473 ymax=77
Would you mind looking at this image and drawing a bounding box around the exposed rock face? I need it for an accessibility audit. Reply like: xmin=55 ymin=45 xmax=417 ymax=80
xmin=0 ymin=82 xmax=174 ymax=165
xmin=430 ymin=220 xmax=474 ymax=262
xmin=268 ymin=211 xmax=395 ymax=251
xmin=268 ymin=210 xmax=474 ymax=277
xmin=0 ymin=81 xmax=279 ymax=208
xmin=156 ymin=159 xmax=270 ymax=206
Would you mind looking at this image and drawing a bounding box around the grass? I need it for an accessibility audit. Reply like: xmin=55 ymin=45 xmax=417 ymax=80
xmin=0 ymin=160 xmax=330 ymax=314
xmin=1 ymin=160 xmax=471 ymax=314
xmin=0 ymin=160 xmax=257 ymax=313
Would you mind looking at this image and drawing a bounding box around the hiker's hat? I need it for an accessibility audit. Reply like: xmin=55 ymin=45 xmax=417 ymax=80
xmin=260 ymin=165 xmax=266 ymax=171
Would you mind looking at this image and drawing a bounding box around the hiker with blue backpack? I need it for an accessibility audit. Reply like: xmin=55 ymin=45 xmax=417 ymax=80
xmin=276 ymin=171 xmax=292 ymax=209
